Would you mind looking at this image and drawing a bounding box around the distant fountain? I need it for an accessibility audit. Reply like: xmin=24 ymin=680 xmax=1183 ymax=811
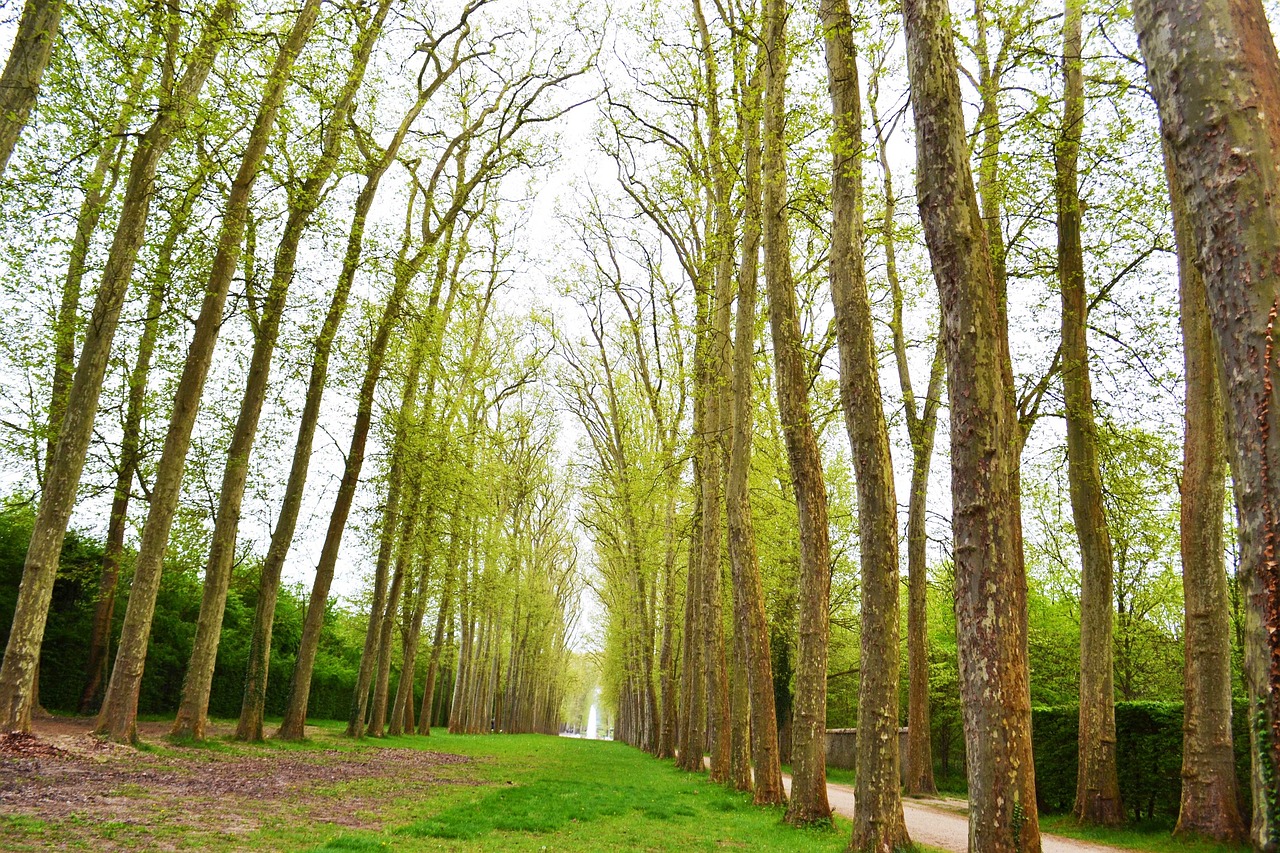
xmin=586 ymin=703 xmax=598 ymax=739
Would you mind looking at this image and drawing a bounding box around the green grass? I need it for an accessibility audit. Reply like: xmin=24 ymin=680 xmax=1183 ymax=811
xmin=1039 ymin=814 xmax=1250 ymax=853
xmin=1 ymin=718 xmax=897 ymax=852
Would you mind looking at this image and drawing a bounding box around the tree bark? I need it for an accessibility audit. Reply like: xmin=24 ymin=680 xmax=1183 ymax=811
xmin=656 ymin=480 xmax=680 ymax=759
xmin=0 ymin=0 xmax=64 ymax=176
xmin=277 ymin=265 xmax=415 ymax=741
xmin=900 ymin=0 xmax=1041 ymax=848
xmin=0 ymin=0 xmax=235 ymax=735
xmin=162 ymin=0 xmax=325 ymax=742
xmin=419 ymin=553 xmax=455 ymax=735
xmin=870 ymin=57 xmax=943 ymax=798
xmin=1056 ymin=0 xmax=1123 ymax=826
xmin=689 ymin=0 xmax=733 ymax=784
xmin=725 ymin=40 xmax=785 ymax=808
xmin=1162 ymin=139 xmax=1247 ymax=842
xmin=1132 ymin=2 xmax=1280 ymax=846
xmin=78 ymin=172 xmax=205 ymax=715
xmin=821 ymin=2 xmax=910 ymax=848
xmin=762 ymin=0 xmax=831 ymax=826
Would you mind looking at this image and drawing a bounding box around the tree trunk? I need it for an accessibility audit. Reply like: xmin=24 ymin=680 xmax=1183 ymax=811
xmin=1056 ymin=0 xmax=1123 ymax=826
xmin=419 ymin=560 xmax=455 ymax=735
xmin=690 ymin=0 xmax=733 ymax=784
xmin=278 ymin=289 xmax=413 ymax=740
xmin=900 ymin=0 xmax=1041 ymax=849
xmin=1160 ymin=140 xmax=1247 ymax=842
xmin=1132 ymin=3 xmax=1280 ymax=845
xmin=763 ymin=0 xmax=832 ymax=826
xmin=725 ymin=40 xmax=784 ymax=808
xmin=871 ymin=60 xmax=943 ymax=797
xmin=0 ymin=0 xmax=235 ymax=735
xmin=821 ymin=2 xmax=911 ymax=848
xmin=0 ymin=0 xmax=64 ymax=176
xmin=78 ymin=174 xmax=202 ymax=715
xmin=345 ymin=336 xmax=424 ymax=738
xmin=163 ymin=0 xmax=326 ymax=742
xmin=239 ymin=14 xmax=455 ymax=745
xmin=656 ymin=480 xmax=680 ymax=759
xmin=677 ymin=362 xmax=707 ymax=771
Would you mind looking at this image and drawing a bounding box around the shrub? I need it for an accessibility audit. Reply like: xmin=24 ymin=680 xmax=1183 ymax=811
xmin=1031 ymin=700 xmax=1252 ymax=827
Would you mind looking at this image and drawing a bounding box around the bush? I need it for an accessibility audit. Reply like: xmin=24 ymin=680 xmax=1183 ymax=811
xmin=1031 ymin=700 xmax=1253 ymax=827
xmin=0 ymin=501 xmax=365 ymax=723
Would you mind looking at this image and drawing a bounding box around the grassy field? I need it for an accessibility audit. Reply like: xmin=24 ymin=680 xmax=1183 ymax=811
xmin=0 ymin=719 xmax=868 ymax=852
xmin=1038 ymin=814 xmax=1250 ymax=853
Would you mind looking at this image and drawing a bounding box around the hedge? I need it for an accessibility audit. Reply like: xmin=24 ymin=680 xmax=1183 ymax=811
xmin=1031 ymin=700 xmax=1252 ymax=826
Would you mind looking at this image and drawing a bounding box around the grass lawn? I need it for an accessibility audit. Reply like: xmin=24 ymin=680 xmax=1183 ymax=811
xmin=1038 ymin=814 xmax=1250 ymax=853
xmin=0 ymin=718 xmax=896 ymax=852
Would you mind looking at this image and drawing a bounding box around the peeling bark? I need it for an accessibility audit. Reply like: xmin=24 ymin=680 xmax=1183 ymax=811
xmin=1133 ymin=2 xmax=1280 ymax=846
xmin=900 ymin=0 xmax=1041 ymax=848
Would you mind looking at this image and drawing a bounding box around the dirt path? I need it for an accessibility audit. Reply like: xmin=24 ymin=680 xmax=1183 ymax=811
xmin=780 ymin=774 xmax=1123 ymax=853
xmin=0 ymin=717 xmax=472 ymax=849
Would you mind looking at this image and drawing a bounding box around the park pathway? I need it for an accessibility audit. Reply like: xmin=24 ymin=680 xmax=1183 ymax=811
xmin=780 ymin=774 xmax=1123 ymax=853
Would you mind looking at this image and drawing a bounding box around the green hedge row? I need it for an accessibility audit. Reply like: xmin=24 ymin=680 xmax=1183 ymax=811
xmin=1032 ymin=701 xmax=1252 ymax=825
xmin=0 ymin=503 xmax=364 ymax=722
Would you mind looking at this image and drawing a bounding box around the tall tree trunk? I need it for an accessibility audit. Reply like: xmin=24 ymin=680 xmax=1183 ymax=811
xmin=822 ymin=2 xmax=910 ymax=848
xmin=345 ymin=330 xmax=425 ymax=738
xmin=725 ymin=41 xmax=784 ymax=808
xmin=1133 ymin=3 xmax=1280 ymax=846
xmin=0 ymin=0 xmax=64 ymax=176
xmin=1056 ymin=0 xmax=1123 ymax=826
xmin=763 ymin=0 xmax=831 ymax=826
xmin=77 ymin=172 xmax=204 ymax=715
xmin=167 ymin=0 xmax=381 ymax=737
xmin=900 ymin=0 xmax=1041 ymax=849
xmin=0 ymin=0 xmax=235 ymax=734
xmin=278 ymin=280 xmax=414 ymax=740
xmin=656 ymin=480 xmax=680 ymax=759
xmin=238 ymin=15 xmax=463 ymax=744
xmin=419 ymin=552 xmax=455 ymax=735
xmin=677 ymin=360 xmax=707 ymax=771
xmin=1164 ymin=140 xmax=1246 ymax=842
xmin=871 ymin=53 xmax=944 ymax=800
xmin=690 ymin=0 xmax=733 ymax=784
xmin=95 ymin=0 xmax=334 ymax=743
xmin=369 ymin=547 xmax=409 ymax=737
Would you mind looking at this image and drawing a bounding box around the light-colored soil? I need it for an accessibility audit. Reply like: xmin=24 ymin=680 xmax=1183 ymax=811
xmin=782 ymin=774 xmax=1125 ymax=853
xmin=0 ymin=716 xmax=472 ymax=848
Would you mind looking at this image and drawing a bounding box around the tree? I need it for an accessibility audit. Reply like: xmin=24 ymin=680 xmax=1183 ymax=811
xmin=1163 ymin=138 xmax=1246 ymax=841
xmin=821 ymin=0 xmax=909 ymax=847
xmin=725 ymin=34 xmax=784 ymax=807
xmin=1132 ymin=1 xmax=1280 ymax=846
xmin=689 ymin=0 xmax=733 ymax=785
xmin=866 ymin=20 xmax=944 ymax=796
xmin=277 ymin=39 xmax=592 ymax=738
xmin=0 ymin=0 xmax=64 ymax=176
xmin=1056 ymin=0 xmax=1122 ymax=825
xmin=900 ymin=0 xmax=1041 ymax=848
xmin=78 ymin=167 xmax=210 ymax=713
xmin=0 ymin=0 xmax=236 ymax=734
xmin=96 ymin=0 xmax=340 ymax=743
xmin=762 ymin=0 xmax=831 ymax=827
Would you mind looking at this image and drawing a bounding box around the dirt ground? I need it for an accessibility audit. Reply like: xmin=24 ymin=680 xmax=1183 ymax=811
xmin=779 ymin=773 xmax=1124 ymax=853
xmin=0 ymin=716 xmax=472 ymax=848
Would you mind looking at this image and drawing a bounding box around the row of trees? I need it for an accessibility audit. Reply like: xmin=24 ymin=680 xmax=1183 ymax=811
xmin=569 ymin=0 xmax=1280 ymax=851
xmin=0 ymin=0 xmax=589 ymax=753
xmin=2 ymin=0 xmax=1280 ymax=851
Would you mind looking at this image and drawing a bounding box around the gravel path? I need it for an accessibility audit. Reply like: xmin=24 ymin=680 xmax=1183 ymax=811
xmin=780 ymin=774 xmax=1125 ymax=853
